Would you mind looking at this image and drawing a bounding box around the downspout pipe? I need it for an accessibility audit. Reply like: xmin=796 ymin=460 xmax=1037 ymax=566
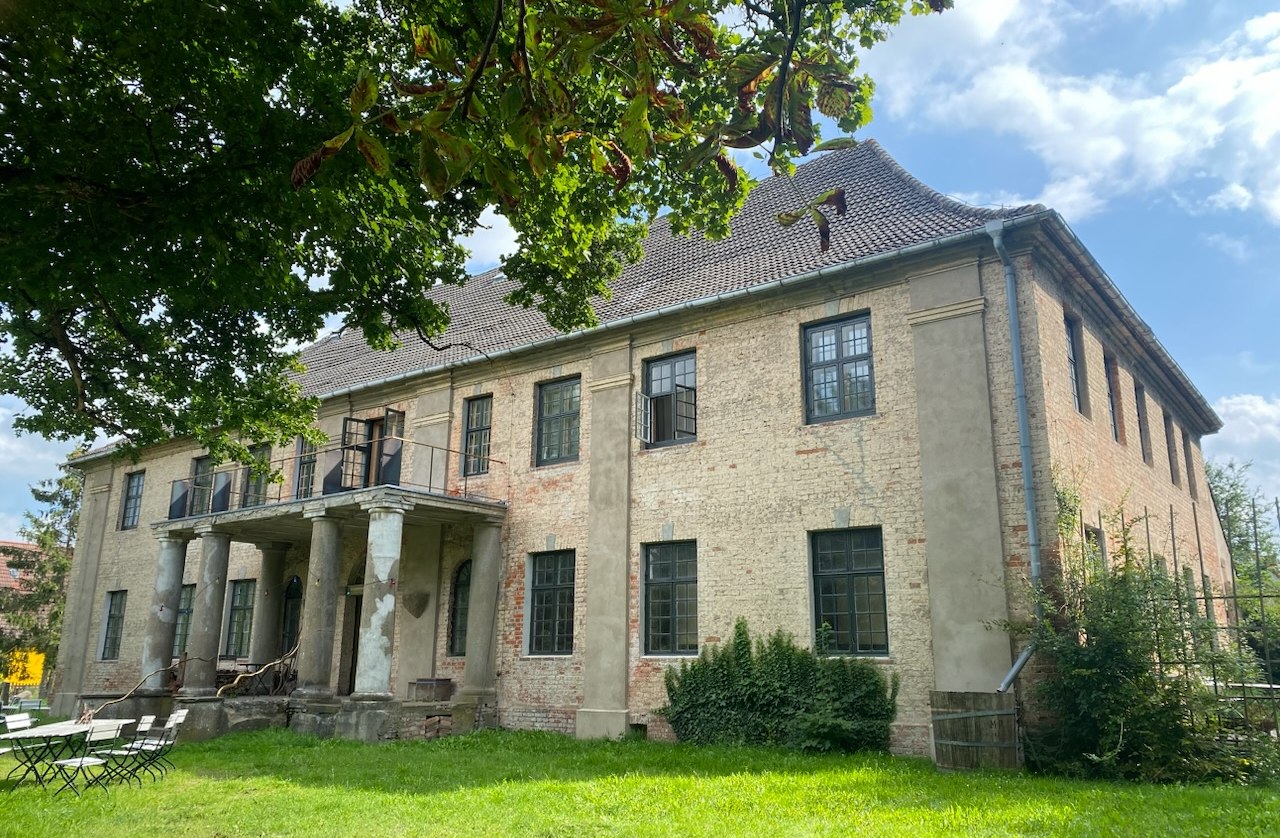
xmin=986 ymin=220 xmax=1045 ymax=694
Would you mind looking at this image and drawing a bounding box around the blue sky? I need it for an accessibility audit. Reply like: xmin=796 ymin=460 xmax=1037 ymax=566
xmin=0 ymin=0 xmax=1276 ymax=539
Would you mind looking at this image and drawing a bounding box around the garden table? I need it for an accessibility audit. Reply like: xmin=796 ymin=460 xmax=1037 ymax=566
xmin=1 ymin=719 xmax=134 ymax=791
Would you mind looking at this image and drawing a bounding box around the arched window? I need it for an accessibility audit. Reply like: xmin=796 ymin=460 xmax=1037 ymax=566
xmin=281 ymin=575 xmax=303 ymax=655
xmin=449 ymin=560 xmax=472 ymax=657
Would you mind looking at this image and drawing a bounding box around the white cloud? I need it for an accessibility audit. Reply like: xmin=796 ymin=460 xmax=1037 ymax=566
xmin=1202 ymin=232 xmax=1251 ymax=262
xmin=1207 ymin=183 xmax=1253 ymax=211
xmin=863 ymin=3 xmax=1280 ymax=224
xmin=1204 ymin=393 xmax=1280 ymax=502
xmin=1108 ymin=0 xmax=1183 ymax=16
xmin=460 ymin=207 xmax=518 ymax=273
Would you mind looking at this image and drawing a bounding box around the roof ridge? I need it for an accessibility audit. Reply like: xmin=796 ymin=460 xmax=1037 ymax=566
xmin=861 ymin=139 xmax=1044 ymax=219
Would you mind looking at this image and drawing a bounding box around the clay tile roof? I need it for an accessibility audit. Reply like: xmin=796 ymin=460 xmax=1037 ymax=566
xmin=297 ymin=140 xmax=1040 ymax=397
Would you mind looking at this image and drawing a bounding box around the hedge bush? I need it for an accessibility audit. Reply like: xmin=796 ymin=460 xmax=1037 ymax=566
xmin=661 ymin=619 xmax=898 ymax=753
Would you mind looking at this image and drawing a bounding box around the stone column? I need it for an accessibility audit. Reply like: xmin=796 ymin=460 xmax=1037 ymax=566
xmin=139 ymin=533 xmax=191 ymax=692
xmin=179 ymin=527 xmax=232 ymax=697
xmin=576 ymin=344 xmax=632 ymax=739
xmin=248 ymin=542 xmax=290 ymax=664
xmin=295 ymin=511 xmax=343 ymax=698
xmin=352 ymin=501 xmax=411 ymax=699
xmin=456 ymin=520 xmax=502 ymax=726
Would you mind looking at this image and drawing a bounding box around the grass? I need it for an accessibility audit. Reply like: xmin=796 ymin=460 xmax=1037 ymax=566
xmin=0 ymin=728 xmax=1276 ymax=836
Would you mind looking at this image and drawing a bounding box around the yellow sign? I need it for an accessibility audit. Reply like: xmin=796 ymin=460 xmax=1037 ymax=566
xmin=3 ymin=650 xmax=44 ymax=687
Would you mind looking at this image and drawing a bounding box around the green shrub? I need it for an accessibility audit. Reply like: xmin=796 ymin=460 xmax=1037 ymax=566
xmin=661 ymin=618 xmax=898 ymax=753
xmin=1025 ymin=488 xmax=1279 ymax=784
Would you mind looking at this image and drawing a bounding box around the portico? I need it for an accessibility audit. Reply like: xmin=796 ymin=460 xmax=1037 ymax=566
xmin=136 ymin=484 xmax=505 ymax=741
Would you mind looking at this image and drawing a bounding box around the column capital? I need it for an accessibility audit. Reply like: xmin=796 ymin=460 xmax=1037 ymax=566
xmin=154 ymin=530 xmax=191 ymax=546
xmin=359 ymin=498 xmax=415 ymax=514
xmin=302 ymin=503 xmax=346 ymax=521
xmin=193 ymin=523 xmax=232 ymax=539
xmin=254 ymin=541 xmax=292 ymax=554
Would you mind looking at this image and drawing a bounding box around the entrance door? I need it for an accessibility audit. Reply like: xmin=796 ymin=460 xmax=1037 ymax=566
xmin=345 ymin=594 xmax=362 ymax=695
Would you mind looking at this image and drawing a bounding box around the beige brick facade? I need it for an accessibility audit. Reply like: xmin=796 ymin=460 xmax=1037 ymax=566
xmin=51 ymin=147 xmax=1225 ymax=762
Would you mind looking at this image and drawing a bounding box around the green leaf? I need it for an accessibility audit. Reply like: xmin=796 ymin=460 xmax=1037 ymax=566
xmin=417 ymin=139 xmax=448 ymax=196
xmin=412 ymin=23 xmax=457 ymax=73
xmin=726 ymin=53 xmax=776 ymax=90
xmin=811 ymin=137 xmax=858 ymax=152
xmin=776 ymin=210 xmax=804 ymax=227
xmin=349 ymin=68 xmax=377 ymax=116
xmin=816 ymin=82 xmax=853 ymax=119
xmin=500 ymin=84 xmax=524 ymax=123
xmin=355 ymin=128 xmax=390 ymax=176
xmin=620 ymin=93 xmax=652 ymax=158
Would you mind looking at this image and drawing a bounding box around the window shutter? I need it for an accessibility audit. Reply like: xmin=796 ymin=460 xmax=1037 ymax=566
xmin=339 ymin=416 xmax=369 ymax=490
xmin=634 ymin=391 xmax=651 ymax=443
xmin=675 ymin=385 xmax=697 ymax=437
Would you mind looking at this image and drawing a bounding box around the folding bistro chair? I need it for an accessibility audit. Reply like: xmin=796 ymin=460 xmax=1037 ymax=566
xmin=124 ymin=709 xmax=186 ymax=781
xmin=50 ymin=720 xmax=127 ymax=796
xmin=1 ymin=713 xmax=36 ymax=783
xmin=0 ymin=713 xmax=34 ymax=757
xmin=92 ymin=714 xmax=155 ymax=787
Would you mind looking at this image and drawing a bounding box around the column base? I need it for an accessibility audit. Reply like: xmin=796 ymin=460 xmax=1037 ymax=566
xmin=349 ymin=692 xmax=395 ymax=702
xmin=172 ymin=695 xmax=225 ymax=741
xmin=575 ymin=707 xmax=630 ymax=739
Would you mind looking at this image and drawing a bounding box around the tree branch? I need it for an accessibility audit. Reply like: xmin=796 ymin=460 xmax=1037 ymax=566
xmin=772 ymin=0 xmax=808 ymax=164
xmin=456 ymin=0 xmax=504 ymax=126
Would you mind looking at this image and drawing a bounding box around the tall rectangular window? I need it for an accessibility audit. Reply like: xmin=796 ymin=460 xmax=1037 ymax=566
xmin=528 ymin=550 xmax=575 ymax=655
xmin=120 ymin=471 xmax=145 ymax=530
xmin=536 ymin=378 xmax=581 ymax=465
xmin=1134 ymin=382 xmax=1153 ymax=464
xmin=102 ymin=590 xmax=128 ymax=660
xmin=172 ymin=583 xmax=196 ymax=657
xmin=463 ymin=395 xmax=493 ymax=476
xmin=1164 ymin=410 xmax=1181 ymax=486
xmin=812 ymin=528 xmax=888 ymax=655
xmin=645 ymin=541 xmax=698 ymax=655
xmin=295 ymin=437 xmax=317 ymax=499
xmin=1104 ymin=355 xmax=1124 ymax=443
xmin=636 ymin=352 xmax=696 ymax=446
xmin=190 ymin=456 xmax=214 ymax=515
xmin=1065 ymin=315 xmax=1089 ymax=416
xmin=224 ymin=579 xmax=256 ymax=657
xmin=804 ymin=314 xmax=874 ymax=423
xmin=1183 ymin=431 xmax=1198 ymax=500
xmin=241 ymin=444 xmax=271 ymax=508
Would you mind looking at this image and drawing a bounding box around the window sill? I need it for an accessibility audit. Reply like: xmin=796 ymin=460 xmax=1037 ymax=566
xmin=531 ymin=458 xmax=579 ymax=471
xmin=520 ymin=653 xmax=574 ymax=660
xmin=639 ymin=438 xmax=697 ymax=453
xmin=803 ymin=411 xmax=879 ymax=427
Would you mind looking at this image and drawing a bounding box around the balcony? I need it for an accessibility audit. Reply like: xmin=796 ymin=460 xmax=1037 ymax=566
xmin=160 ymin=435 xmax=509 ymax=543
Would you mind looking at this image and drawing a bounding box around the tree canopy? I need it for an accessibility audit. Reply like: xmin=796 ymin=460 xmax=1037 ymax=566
xmin=0 ymin=0 xmax=948 ymax=462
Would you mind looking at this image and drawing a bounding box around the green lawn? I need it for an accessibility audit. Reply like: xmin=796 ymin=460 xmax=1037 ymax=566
xmin=0 ymin=729 xmax=1275 ymax=836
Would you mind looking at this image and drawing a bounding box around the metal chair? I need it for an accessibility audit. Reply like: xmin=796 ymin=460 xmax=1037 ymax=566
xmin=121 ymin=710 xmax=186 ymax=781
xmin=0 ymin=713 xmax=34 ymax=763
xmin=50 ymin=720 xmax=126 ymax=796
xmin=93 ymin=714 xmax=155 ymax=787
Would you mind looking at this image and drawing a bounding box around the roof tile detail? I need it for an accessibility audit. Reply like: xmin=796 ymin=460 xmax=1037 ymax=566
xmin=298 ymin=141 xmax=1038 ymax=396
